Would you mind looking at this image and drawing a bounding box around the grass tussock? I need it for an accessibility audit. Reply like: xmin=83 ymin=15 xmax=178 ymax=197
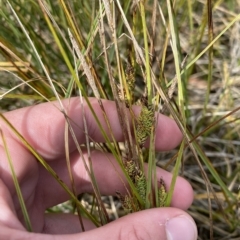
xmin=0 ymin=0 xmax=240 ymax=239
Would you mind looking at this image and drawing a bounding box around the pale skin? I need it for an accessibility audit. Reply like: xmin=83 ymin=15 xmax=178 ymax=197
xmin=0 ymin=98 xmax=197 ymax=240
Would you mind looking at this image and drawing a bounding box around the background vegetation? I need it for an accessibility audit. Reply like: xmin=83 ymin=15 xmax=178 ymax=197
xmin=0 ymin=0 xmax=240 ymax=239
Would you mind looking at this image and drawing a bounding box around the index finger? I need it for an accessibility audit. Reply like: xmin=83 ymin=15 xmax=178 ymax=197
xmin=2 ymin=98 xmax=182 ymax=159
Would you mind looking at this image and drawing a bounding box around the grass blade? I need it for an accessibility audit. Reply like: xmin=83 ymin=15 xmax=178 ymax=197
xmin=0 ymin=129 xmax=32 ymax=232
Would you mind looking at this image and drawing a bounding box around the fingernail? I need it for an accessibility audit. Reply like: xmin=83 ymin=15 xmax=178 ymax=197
xmin=165 ymin=215 xmax=197 ymax=240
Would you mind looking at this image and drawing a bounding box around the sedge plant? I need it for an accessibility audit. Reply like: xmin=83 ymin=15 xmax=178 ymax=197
xmin=0 ymin=0 xmax=240 ymax=239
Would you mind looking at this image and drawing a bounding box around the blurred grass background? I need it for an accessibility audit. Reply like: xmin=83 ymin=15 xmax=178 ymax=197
xmin=0 ymin=0 xmax=240 ymax=239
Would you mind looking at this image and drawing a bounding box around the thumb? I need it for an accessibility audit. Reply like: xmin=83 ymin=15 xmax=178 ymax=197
xmin=0 ymin=208 xmax=197 ymax=240
xmin=56 ymin=208 xmax=197 ymax=240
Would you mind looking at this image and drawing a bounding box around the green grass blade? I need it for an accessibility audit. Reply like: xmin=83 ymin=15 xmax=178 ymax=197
xmin=165 ymin=141 xmax=184 ymax=207
xmin=0 ymin=129 xmax=32 ymax=232
xmin=166 ymin=0 xmax=185 ymax=121
xmin=203 ymin=0 xmax=214 ymax=114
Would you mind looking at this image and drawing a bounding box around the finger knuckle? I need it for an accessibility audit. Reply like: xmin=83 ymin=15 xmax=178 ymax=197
xmin=118 ymin=224 xmax=150 ymax=240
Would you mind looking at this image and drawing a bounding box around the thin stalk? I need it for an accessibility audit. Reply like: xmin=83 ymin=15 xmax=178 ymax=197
xmin=139 ymin=0 xmax=152 ymax=103
xmin=145 ymin=125 xmax=156 ymax=209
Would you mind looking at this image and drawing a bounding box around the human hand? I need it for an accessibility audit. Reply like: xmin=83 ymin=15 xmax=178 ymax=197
xmin=0 ymin=98 xmax=197 ymax=240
